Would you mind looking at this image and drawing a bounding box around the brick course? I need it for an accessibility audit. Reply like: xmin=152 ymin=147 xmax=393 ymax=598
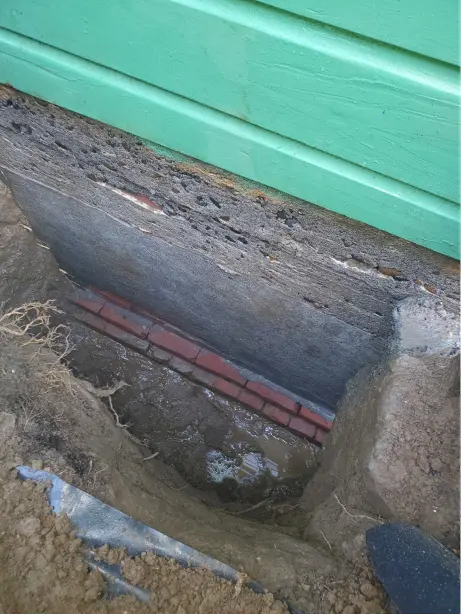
xmin=100 ymin=304 xmax=150 ymax=338
xmin=191 ymin=367 xmax=217 ymax=388
xmin=246 ymin=381 xmax=299 ymax=414
xmin=73 ymin=288 xmax=334 ymax=446
xmin=238 ymin=390 xmax=265 ymax=411
xmin=289 ymin=416 xmax=316 ymax=439
xmin=73 ymin=294 xmax=105 ymax=315
xmin=299 ymin=406 xmax=333 ymax=431
xmin=196 ymin=350 xmax=246 ymax=385
xmin=262 ymin=403 xmax=291 ymax=426
xmin=213 ymin=378 xmax=242 ymax=399
xmin=92 ymin=288 xmax=132 ymax=310
xmin=148 ymin=327 xmax=201 ymax=361
xmin=73 ymin=310 xmax=150 ymax=352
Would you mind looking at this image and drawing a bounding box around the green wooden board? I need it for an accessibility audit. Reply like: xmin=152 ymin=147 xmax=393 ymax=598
xmin=0 ymin=28 xmax=458 ymax=258
xmin=1 ymin=0 xmax=458 ymax=202
xmin=259 ymin=0 xmax=459 ymax=66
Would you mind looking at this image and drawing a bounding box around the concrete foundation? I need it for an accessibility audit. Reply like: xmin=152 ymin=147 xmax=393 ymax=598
xmin=0 ymin=87 xmax=458 ymax=411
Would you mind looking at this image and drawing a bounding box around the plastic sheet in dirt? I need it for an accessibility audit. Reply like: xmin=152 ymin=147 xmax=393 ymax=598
xmin=16 ymin=465 xmax=283 ymax=605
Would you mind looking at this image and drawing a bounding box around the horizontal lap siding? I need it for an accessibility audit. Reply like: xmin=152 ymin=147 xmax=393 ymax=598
xmin=0 ymin=0 xmax=459 ymax=257
xmin=258 ymin=0 xmax=459 ymax=66
xmin=1 ymin=0 xmax=458 ymax=202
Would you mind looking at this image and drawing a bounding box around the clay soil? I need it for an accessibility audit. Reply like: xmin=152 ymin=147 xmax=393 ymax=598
xmin=0 ymin=465 xmax=287 ymax=613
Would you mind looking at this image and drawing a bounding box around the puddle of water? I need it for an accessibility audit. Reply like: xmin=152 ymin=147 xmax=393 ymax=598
xmin=226 ymin=423 xmax=315 ymax=480
xmin=206 ymin=450 xmax=240 ymax=483
xmin=206 ymin=419 xmax=316 ymax=496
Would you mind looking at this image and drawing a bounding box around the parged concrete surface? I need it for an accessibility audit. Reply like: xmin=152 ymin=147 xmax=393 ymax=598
xmin=303 ymin=296 xmax=460 ymax=552
xmin=0 ymin=87 xmax=459 ymax=410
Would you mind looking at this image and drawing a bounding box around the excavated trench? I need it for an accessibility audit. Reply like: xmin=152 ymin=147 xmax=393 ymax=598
xmin=1 ymin=176 xmax=321 ymax=515
xmin=0 ymin=100 xmax=459 ymax=611
xmin=1 ymin=173 xmax=459 ymax=610
xmin=64 ymin=319 xmax=320 ymax=512
xmin=0 ymin=89 xmax=459 ymax=518
xmin=0 ymin=179 xmax=352 ymax=613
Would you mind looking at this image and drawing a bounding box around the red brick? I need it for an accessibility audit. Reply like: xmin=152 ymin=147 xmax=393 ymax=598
xmin=73 ymin=295 xmax=105 ymax=315
xmin=213 ymin=378 xmax=242 ymax=399
xmin=289 ymin=416 xmax=316 ymax=439
xmin=73 ymin=310 xmax=149 ymax=352
xmin=313 ymin=428 xmax=328 ymax=446
xmin=190 ymin=367 xmax=217 ymax=388
xmin=73 ymin=310 xmax=107 ymax=335
xmin=195 ymin=350 xmax=246 ymax=385
xmin=298 ymin=406 xmax=333 ymax=432
xmin=246 ymin=382 xmax=299 ymax=414
xmin=91 ymin=288 xmax=132 ymax=310
xmin=148 ymin=327 xmax=201 ymax=361
xmin=100 ymin=304 xmax=151 ymax=338
xmin=132 ymin=305 xmax=159 ymax=321
xmin=262 ymin=403 xmax=290 ymax=426
xmin=103 ymin=322 xmax=150 ymax=352
xmin=169 ymin=356 xmax=194 ymax=375
xmin=238 ymin=390 xmax=264 ymax=411
xmin=147 ymin=346 xmax=172 ymax=364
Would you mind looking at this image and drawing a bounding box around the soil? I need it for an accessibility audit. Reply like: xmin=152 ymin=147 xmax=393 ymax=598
xmin=302 ymin=297 xmax=460 ymax=555
xmin=0 ymin=319 xmax=389 ymax=614
xmin=0 ymin=464 xmax=286 ymax=614
xmin=0 ymin=180 xmax=391 ymax=613
xmin=63 ymin=320 xmax=319 ymax=513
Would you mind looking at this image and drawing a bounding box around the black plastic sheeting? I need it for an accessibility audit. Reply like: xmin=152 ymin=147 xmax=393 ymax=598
xmin=367 ymin=523 xmax=460 ymax=614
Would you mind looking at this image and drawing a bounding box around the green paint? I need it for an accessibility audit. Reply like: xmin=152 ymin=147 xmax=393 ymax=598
xmin=0 ymin=29 xmax=457 ymax=259
xmin=0 ymin=0 xmax=459 ymax=259
xmin=140 ymin=139 xmax=191 ymax=165
xmin=259 ymin=0 xmax=459 ymax=66
xmin=1 ymin=0 xmax=459 ymax=202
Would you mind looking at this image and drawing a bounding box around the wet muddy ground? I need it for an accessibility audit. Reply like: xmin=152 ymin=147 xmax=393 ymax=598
xmin=63 ymin=320 xmax=319 ymax=513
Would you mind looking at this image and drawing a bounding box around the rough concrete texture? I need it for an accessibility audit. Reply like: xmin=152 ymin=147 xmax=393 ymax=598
xmin=302 ymin=296 xmax=460 ymax=552
xmin=0 ymin=87 xmax=459 ymax=410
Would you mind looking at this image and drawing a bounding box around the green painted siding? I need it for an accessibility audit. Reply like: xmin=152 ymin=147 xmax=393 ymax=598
xmin=0 ymin=0 xmax=459 ymax=258
xmin=259 ymin=0 xmax=459 ymax=66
